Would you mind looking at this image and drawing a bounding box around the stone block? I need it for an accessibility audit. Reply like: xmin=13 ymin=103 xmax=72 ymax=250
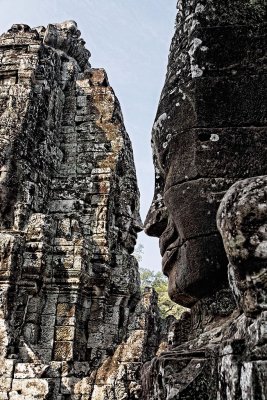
xmin=11 ymin=378 xmax=49 ymax=397
xmin=0 ymin=359 xmax=15 ymax=378
xmin=56 ymin=316 xmax=76 ymax=327
xmin=14 ymin=363 xmax=49 ymax=379
xmin=56 ymin=303 xmax=76 ymax=317
xmin=39 ymin=316 xmax=56 ymax=348
xmin=41 ymin=293 xmax=59 ymax=315
xmin=0 ymin=377 xmax=12 ymax=391
xmin=60 ymin=377 xmax=79 ymax=394
xmin=53 ymin=341 xmax=73 ymax=361
xmin=49 ymin=200 xmax=84 ymax=214
xmin=55 ymin=326 xmax=75 ymax=341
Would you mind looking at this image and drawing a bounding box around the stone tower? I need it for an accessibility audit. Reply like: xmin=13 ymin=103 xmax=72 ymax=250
xmin=0 ymin=21 xmax=164 ymax=399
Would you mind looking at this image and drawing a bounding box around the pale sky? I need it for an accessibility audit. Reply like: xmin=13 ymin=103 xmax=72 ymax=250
xmin=0 ymin=0 xmax=177 ymax=271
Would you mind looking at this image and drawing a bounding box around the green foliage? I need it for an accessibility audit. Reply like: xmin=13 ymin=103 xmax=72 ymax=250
xmin=139 ymin=267 xmax=185 ymax=319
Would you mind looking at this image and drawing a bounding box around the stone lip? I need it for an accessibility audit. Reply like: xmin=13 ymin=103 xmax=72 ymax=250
xmin=6 ymin=20 xmax=91 ymax=70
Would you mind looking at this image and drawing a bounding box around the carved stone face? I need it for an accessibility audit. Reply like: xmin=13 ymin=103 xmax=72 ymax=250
xmin=145 ymin=129 xmax=230 ymax=307
xmin=145 ymin=120 xmax=267 ymax=309
xmin=144 ymin=0 xmax=267 ymax=308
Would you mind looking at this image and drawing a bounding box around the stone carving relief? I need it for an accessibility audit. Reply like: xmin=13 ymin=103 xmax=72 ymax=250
xmin=144 ymin=0 xmax=267 ymax=398
xmin=0 ymin=0 xmax=266 ymax=398
xmin=0 ymin=21 xmax=167 ymax=399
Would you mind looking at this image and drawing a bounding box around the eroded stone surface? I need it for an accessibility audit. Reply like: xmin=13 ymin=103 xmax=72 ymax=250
xmin=0 ymin=22 xmax=168 ymax=399
xmin=144 ymin=0 xmax=267 ymax=398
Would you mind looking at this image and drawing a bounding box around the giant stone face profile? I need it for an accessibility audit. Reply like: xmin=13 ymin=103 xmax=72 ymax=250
xmin=143 ymin=0 xmax=267 ymax=399
xmin=0 ymin=1 xmax=266 ymax=399
xmin=145 ymin=0 xmax=267 ymax=308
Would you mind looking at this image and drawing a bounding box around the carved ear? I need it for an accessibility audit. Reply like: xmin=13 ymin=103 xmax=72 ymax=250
xmin=217 ymin=176 xmax=267 ymax=265
xmin=217 ymin=176 xmax=267 ymax=315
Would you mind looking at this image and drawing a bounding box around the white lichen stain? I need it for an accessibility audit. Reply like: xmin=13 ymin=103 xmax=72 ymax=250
xmin=250 ymin=233 xmax=260 ymax=246
xmin=255 ymin=242 xmax=267 ymax=258
xmin=188 ymin=38 xmax=204 ymax=78
xmin=191 ymin=65 xmax=203 ymax=78
xmin=240 ymin=362 xmax=253 ymax=399
xmin=259 ymin=224 xmax=267 ymax=238
xmin=153 ymin=113 xmax=167 ymax=133
xmin=178 ymin=88 xmax=186 ymax=100
xmin=189 ymin=38 xmax=203 ymax=58
xmin=210 ymin=134 xmax=219 ymax=142
xmin=220 ymin=354 xmax=240 ymax=399
xmin=190 ymin=18 xmax=200 ymax=33
xmin=258 ymin=203 xmax=267 ymax=213
xmin=195 ymin=4 xmax=205 ymax=13
xmin=227 ymin=233 xmax=249 ymax=259
xmin=185 ymin=12 xmax=194 ymax=22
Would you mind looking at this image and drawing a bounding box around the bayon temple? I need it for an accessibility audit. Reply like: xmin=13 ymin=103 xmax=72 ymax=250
xmin=0 ymin=1 xmax=266 ymax=399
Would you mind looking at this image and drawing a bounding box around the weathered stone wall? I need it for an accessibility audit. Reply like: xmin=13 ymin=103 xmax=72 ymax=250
xmin=0 ymin=22 xmax=166 ymax=399
xmin=144 ymin=0 xmax=267 ymax=399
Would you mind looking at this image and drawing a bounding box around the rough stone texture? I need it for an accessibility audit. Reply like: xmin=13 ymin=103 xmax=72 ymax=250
xmin=144 ymin=0 xmax=267 ymax=398
xmin=0 ymin=22 xmax=167 ymax=399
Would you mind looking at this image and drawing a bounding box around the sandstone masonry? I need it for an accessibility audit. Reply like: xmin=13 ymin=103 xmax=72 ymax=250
xmin=0 ymin=21 xmax=168 ymax=399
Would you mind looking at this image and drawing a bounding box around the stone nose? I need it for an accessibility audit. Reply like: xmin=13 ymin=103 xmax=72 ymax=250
xmin=144 ymin=196 xmax=168 ymax=238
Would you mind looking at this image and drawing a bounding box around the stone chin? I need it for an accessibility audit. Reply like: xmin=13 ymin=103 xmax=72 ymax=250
xmin=166 ymin=262 xmax=197 ymax=307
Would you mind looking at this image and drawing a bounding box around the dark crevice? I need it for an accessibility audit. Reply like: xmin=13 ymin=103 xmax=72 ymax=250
xmin=164 ymin=175 xmax=236 ymax=194
xmin=170 ymin=230 xmax=221 ymax=252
